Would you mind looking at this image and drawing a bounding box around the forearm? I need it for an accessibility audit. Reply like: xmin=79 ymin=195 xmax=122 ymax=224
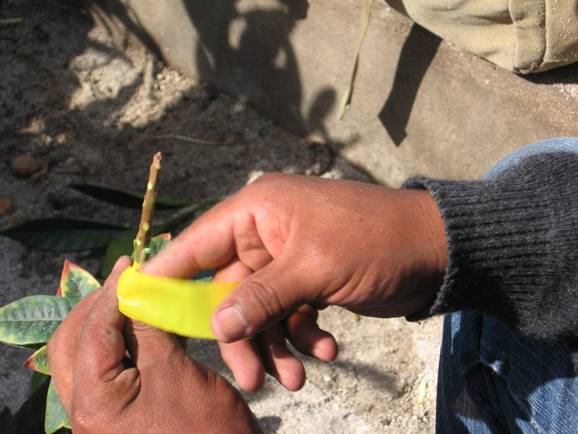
xmin=405 ymin=152 xmax=578 ymax=342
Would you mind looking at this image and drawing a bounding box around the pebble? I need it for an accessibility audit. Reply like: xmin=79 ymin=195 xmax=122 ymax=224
xmin=0 ymin=197 xmax=12 ymax=216
xmin=11 ymin=155 xmax=41 ymax=178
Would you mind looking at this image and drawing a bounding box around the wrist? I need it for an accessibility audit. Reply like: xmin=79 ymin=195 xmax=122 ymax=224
xmin=405 ymin=189 xmax=448 ymax=314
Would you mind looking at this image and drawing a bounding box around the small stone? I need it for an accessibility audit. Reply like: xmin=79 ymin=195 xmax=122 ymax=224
xmin=0 ymin=197 xmax=13 ymax=216
xmin=11 ymin=154 xmax=41 ymax=178
xmin=416 ymin=378 xmax=427 ymax=404
xmin=55 ymin=132 xmax=67 ymax=145
xmin=381 ymin=418 xmax=391 ymax=427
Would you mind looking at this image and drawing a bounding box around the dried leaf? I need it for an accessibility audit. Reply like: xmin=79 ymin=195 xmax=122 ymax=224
xmin=338 ymin=0 xmax=375 ymax=119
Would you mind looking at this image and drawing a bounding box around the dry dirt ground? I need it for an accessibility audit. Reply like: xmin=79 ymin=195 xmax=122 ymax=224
xmin=0 ymin=1 xmax=441 ymax=432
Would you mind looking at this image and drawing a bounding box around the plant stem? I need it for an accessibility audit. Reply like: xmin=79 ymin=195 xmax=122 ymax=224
xmin=133 ymin=152 xmax=162 ymax=268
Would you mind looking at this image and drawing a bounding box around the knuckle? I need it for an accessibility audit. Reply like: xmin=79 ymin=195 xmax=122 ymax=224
xmin=242 ymin=278 xmax=286 ymax=323
xmin=71 ymin=407 xmax=100 ymax=433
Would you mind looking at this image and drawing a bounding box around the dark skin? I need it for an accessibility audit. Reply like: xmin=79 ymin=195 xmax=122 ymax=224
xmin=47 ymin=257 xmax=262 ymax=434
xmin=48 ymin=174 xmax=447 ymax=432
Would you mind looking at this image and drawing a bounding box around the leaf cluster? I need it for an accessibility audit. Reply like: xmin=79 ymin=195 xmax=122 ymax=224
xmin=0 ymin=237 xmax=170 ymax=433
xmin=0 ymin=180 xmax=187 ymax=432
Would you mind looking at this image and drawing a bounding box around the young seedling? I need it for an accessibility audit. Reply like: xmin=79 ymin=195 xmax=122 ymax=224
xmin=0 ymin=153 xmax=170 ymax=433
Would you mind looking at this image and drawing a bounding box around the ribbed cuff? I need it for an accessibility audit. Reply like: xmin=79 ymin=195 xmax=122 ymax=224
xmin=403 ymin=175 xmax=554 ymax=325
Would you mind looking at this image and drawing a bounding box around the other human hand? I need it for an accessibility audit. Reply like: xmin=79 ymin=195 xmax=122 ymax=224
xmin=144 ymin=174 xmax=447 ymax=392
xmin=48 ymin=257 xmax=261 ymax=434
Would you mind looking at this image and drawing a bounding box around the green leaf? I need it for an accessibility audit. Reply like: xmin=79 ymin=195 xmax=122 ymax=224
xmin=0 ymin=296 xmax=71 ymax=346
xmin=100 ymin=230 xmax=168 ymax=277
xmin=145 ymin=233 xmax=171 ymax=260
xmin=29 ymin=371 xmax=49 ymax=396
xmin=0 ymin=219 xmax=126 ymax=252
xmin=58 ymin=260 xmax=100 ymax=305
xmin=71 ymin=183 xmax=191 ymax=209
xmin=101 ymin=230 xmax=137 ymax=277
xmin=24 ymin=345 xmax=50 ymax=375
xmin=45 ymin=381 xmax=71 ymax=434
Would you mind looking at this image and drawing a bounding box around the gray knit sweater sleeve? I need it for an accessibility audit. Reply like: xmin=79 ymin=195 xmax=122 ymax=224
xmin=404 ymin=151 xmax=578 ymax=343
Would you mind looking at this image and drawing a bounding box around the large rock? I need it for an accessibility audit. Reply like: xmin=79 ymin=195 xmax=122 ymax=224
xmin=88 ymin=0 xmax=578 ymax=185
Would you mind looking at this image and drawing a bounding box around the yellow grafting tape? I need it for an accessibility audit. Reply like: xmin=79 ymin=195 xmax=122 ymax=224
xmin=117 ymin=266 xmax=237 ymax=339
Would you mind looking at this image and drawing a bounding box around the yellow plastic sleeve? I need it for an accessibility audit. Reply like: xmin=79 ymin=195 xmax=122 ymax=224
xmin=117 ymin=267 xmax=237 ymax=339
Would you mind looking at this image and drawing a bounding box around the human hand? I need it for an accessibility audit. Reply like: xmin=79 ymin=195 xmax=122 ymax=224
xmin=144 ymin=174 xmax=447 ymax=392
xmin=47 ymin=257 xmax=261 ymax=434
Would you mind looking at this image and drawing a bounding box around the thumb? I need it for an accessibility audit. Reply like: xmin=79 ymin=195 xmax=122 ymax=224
xmin=211 ymin=258 xmax=310 ymax=342
xmin=123 ymin=318 xmax=184 ymax=369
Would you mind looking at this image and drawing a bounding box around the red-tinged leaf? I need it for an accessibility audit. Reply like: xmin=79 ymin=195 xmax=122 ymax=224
xmin=59 ymin=260 xmax=100 ymax=306
xmin=24 ymin=345 xmax=50 ymax=375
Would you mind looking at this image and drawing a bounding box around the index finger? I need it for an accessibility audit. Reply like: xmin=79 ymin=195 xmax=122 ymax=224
xmin=142 ymin=197 xmax=237 ymax=278
xmin=48 ymin=257 xmax=132 ymax=413
xmin=73 ymin=260 xmax=135 ymax=402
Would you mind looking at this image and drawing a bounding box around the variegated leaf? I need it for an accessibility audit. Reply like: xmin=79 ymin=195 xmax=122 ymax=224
xmin=146 ymin=233 xmax=172 ymax=260
xmin=45 ymin=380 xmax=71 ymax=434
xmin=57 ymin=260 xmax=100 ymax=305
xmin=24 ymin=345 xmax=50 ymax=375
xmin=0 ymin=296 xmax=71 ymax=346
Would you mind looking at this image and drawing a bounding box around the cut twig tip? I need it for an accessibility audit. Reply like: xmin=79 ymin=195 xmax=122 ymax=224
xmin=132 ymin=152 xmax=162 ymax=268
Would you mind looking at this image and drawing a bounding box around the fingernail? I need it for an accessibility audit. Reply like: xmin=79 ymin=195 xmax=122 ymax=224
xmin=213 ymin=304 xmax=248 ymax=342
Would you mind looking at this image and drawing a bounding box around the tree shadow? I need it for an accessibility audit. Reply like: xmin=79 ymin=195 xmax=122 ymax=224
xmin=379 ymin=23 xmax=441 ymax=146
xmin=181 ymin=0 xmax=310 ymax=135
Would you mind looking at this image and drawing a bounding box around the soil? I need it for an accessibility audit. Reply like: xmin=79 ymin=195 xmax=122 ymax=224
xmin=0 ymin=0 xmax=441 ymax=432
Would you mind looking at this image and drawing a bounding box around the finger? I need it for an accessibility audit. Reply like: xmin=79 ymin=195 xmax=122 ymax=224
xmin=141 ymin=198 xmax=237 ymax=278
xmin=123 ymin=319 xmax=183 ymax=370
xmin=48 ymin=257 xmax=131 ymax=413
xmin=285 ymin=305 xmax=338 ymax=362
xmin=215 ymin=260 xmax=264 ymax=392
xmin=73 ymin=259 xmax=139 ymax=400
xmin=213 ymin=258 xmax=253 ymax=283
xmin=257 ymin=325 xmax=305 ymax=391
xmin=233 ymin=209 xmax=273 ymax=271
xmin=219 ymin=340 xmax=265 ymax=392
xmin=48 ymin=290 xmax=101 ymax=412
xmin=212 ymin=257 xmax=311 ymax=342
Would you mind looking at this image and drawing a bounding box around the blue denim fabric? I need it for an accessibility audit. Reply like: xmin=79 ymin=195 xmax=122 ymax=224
xmin=437 ymin=138 xmax=578 ymax=434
